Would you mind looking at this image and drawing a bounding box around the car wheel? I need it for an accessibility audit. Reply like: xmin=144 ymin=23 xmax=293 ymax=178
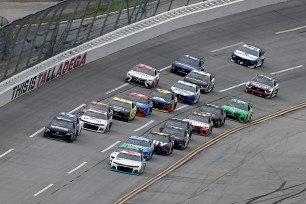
xmin=66 ymin=134 xmax=75 ymax=143
xmin=210 ymin=84 xmax=214 ymax=92
xmin=108 ymin=122 xmax=112 ymax=132
xmin=274 ymin=89 xmax=278 ymax=97
xmin=266 ymin=93 xmax=272 ymax=99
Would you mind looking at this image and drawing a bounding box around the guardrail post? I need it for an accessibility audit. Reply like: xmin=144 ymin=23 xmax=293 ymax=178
xmin=100 ymin=0 xmax=114 ymax=36
xmin=85 ymin=0 xmax=104 ymax=41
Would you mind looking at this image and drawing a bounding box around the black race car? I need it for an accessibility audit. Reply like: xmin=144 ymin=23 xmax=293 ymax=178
xmin=245 ymin=74 xmax=279 ymax=99
xmin=159 ymin=118 xmax=192 ymax=138
xmin=184 ymin=70 xmax=215 ymax=94
xmin=145 ymin=131 xmax=174 ymax=156
xmin=199 ymin=104 xmax=226 ymax=127
xmin=44 ymin=118 xmax=77 ymax=143
xmin=160 ymin=126 xmax=190 ymax=150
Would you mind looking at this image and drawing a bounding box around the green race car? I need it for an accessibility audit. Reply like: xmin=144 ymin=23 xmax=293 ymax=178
xmin=222 ymin=99 xmax=253 ymax=123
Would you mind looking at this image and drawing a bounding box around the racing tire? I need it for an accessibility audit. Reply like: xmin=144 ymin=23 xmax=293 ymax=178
xmin=65 ymin=134 xmax=75 ymax=143
xmin=266 ymin=93 xmax=273 ymax=99
xmin=274 ymin=90 xmax=278 ymax=97
xmin=170 ymin=146 xmax=174 ymax=155
xmin=210 ymin=84 xmax=214 ymax=92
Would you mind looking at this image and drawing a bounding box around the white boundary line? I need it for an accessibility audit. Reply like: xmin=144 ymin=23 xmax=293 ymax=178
xmin=69 ymin=104 xmax=86 ymax=114
xmin=68 ymin=162 xmax=87 ymax=174
xmin=106 ymin=83 xmax=129 ymax=94
xmin=174 ymin=105 xmax=189 ymax=111
xmin=270 ymin=65 xmax=304 ymax=75
xmin=275 ymin=25 xmax=306 ymax=34
xmin=101 ymin=141 xmax=121 ymax=153
xmin=219 ymin=82 xmax=246 ymax=92
xmin=134 ymin=120 xmax=155 ymax=132
xmin=29 ymin=127 xmax=45 ymax=138
xmin=160 ymin=66 xmax=171 ymax=71
xmin=0 ymin=148 xmax=14 ymax=158
xmin=33 ymin=184 xmax=54 ymax=197
xmin=210 ymin=42 xmax=244 ymax=52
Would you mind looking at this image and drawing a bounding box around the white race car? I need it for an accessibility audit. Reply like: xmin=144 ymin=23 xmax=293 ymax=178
xmin=183 ymin=112 xmax=213 ymax=136
xmin=231 ymin=44 xmax=265 ymax=68
xmin=126 ymin=64 xmax=160 ymax=88
xmin=110 ymin=149 xmax=147 ymax=175
xmin=80 ymin=109 xmax=112 ymax=133
xmin=109 ymin=143 xmax=143 ymax=164
xmin=170 ymin=80 xmax=200 ymax=104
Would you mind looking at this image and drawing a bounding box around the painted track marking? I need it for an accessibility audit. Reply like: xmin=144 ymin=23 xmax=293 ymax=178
xmin=33 ymin=184 xmax=54 ymax=197
xmin=106 ymin=83 xmax=129 ymax=94
xmin=275 ymin=25 xmax=306 ymax=34
xmin=210 ymin=42 xmax=244 ymax=53
xmin=160 ymin=66 xmax=171 ymax=71
xmin=134 ymin=120 xmax=155 ymax=132
xmin=0 ymin=148 xmax=14 ymax=158
xmin=101 ymin=141 xmax=121 ymax=153
xmin=174 ymin=105 xmax=189 ymax=111
xmin=68 ymin=162 xmax=87 ymax=174
xmin=219 ymin=82 xmax=246 ymax=92
xmin=270 ymin=65 xmax=304 ymax=75
xmin=69 ymin=104 xmax=86 ymax=114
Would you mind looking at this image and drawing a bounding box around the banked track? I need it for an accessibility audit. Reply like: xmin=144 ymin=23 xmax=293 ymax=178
xmin=0 ymin=0 xmax=306 ymax=204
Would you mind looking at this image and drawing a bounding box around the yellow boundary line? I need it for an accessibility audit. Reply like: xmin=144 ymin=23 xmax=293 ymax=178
xmin=114 ymin=102 xmax=306 ymax=204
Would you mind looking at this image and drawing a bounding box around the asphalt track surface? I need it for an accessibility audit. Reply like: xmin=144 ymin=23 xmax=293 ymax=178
xmin=0 ymin=0 xmax=306 ymax=204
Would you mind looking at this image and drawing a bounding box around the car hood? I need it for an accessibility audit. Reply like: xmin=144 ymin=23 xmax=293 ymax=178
xmin=151 ymin=97 xmax=170 ymax=104
xmin=248 ymin=81 xmax=272 ymax=90
xmin=135 ymin=102 xmax=148 ymax=108
xmin=234 ymin=50 xmax=258 ymax=61
xmin=184 ymin=77 xmax=208 ymax=86
xmin=171 ymin=87 xmax=195 ymax=96
xmin=128 ymin=70 xmax=154 ymax=80
xmin=113 ymin=157 xmax=141 ymax=167
xmin=111 ymin=106 xmax=130 ymax=113
xmin=49 ymin=125 xmax=70 ymax=132
xmin=173 ymin=61 xmax=197 ymax=70
xmin=182 ymin=119 xmax=210 ymax=129
xmin=80 ymin=116 xmax=107 ymax=125
xmin=223 ymin=105 xmax=249 ymax=115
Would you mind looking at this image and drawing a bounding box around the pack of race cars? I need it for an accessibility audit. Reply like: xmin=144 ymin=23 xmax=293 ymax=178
xmin=43 ymin=43 xmax=279 ymax=174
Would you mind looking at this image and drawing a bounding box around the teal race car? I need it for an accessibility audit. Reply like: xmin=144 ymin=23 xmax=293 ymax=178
xmin=222 ymin=98 xmax=253 ymax=123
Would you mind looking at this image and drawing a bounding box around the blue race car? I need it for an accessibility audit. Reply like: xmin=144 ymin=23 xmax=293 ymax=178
xmin=171 ymin=54 xmax=205 ymax=75
xmin=54 ymin=112 xmax=81 ymax=136
xmin=170 ymin=80 xmax=201 ymax=104
xmin=124 ymin=92 xmax=153 ymax=117
xmin=125 ymin=136 xmax=154 ymax=160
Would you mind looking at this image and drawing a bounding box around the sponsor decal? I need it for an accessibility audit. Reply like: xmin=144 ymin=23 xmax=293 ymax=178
xmin=11 ymin=53 xmax=87 ymax=100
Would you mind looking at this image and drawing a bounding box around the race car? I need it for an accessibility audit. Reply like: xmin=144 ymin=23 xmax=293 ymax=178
xmin=171 ymin=54 xmax=205 ymax=75
xmin=183 ymin=112 xmax=213 ymax=136
xmin=126 ymin=64 xmax=160 ymax=88
xmin=80 ymin=101 xmax=113 ymax=118
xmin=245 ymin=74 xmax=279 ymax=99
xmin=149 ymin=89 xmax=177 ymax=112
xmin=54 ymin=112 xmax=81 ymax=136
xmin=125 ymin=136 xmax=154 ymax=160
xmin=222 ymin=98 xmax=253 ymax=123
xmin=159 ymin=118 xmax=192 ymax=138
xmin=124 ymin=92 xmax=153 ymax=117
xmin=199 ymin=104 xmax=226 ymax=127
xmin=160 ymin=126 xmax=190 ymax=150
xmin=170 ymin=80 xmax=200 ymax=104
xmin=44 ymin=118 xmax=77 ymax=143
xmin=80 ymin=109 xmax=112 ymax=133
xmin=184 ymin=70 xmax=215 ymax=94
xmin=108 ymin=97 xmax=137 ymax=122
xmin=109 ymin=143 xmax=143 ymax=164
xmin=110 ymin=149 xmax=147 ymax=175
xmin=231 ymin=44 xmax=265 ymax=68
xmin=145 ymin=131 xmax=174 ymax=156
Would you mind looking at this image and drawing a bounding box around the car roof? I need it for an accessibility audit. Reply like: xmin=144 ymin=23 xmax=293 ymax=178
xmin=90 ymin=101 xmax=108 ymax=106
xmin=87 ymin=109 xmax=108 ymax=115
xmin=155 ymin=88 xmax=171 ymax=94
xmin=181 ymin=54 xmax=201 ymax=61
xmin=189 ymin=70 xmax=210 ymax=76
xmin=167 ymin=118 xmax=187 ymax=123
xmin=129 ymin=92 xmax=149 ymax=99
xmin=120 ymin=149 xmax=142 ymax=156
xmin=112 ymin=97 xmax=133 ymax=105
xmin=192 ymin=111 xmax=212 ymax=117
xmin=242 ymin=44 xmax=261 ymax=52
xmin=56 ymin=112 xmax=77 ymax=121
xmin=176 ymin=80 xmax=198 ymax=88
xmin=135 ymin=64 xmax=156 ymax=71
xmin=150 ymin=131 xmax=171 ymax=137
xmin=119 ymin=143 xmax=143 ymax=152
xmin=129 ymin=136 xmax=150 ymax=142
xmin=229 ymin=98 xmax=249 ymax=105
xmin=254 ymin=74 xmax=276 ymax=81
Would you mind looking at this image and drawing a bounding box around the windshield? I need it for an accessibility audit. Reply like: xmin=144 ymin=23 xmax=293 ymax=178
xmin=252 ymin=76 xmax=273 ymax=87
xmin=238 ymin=46 xmax=259 ymax=57
xmin=165 ymin=119 xmax=187 ymax=129
xmin=109 ymin=100 xmax=131 ymax=110
xmin=83 ymin=111 xmax=107 ymax=120
xmin=117 ymin=152 xmax=141 ymax=162
xmin=146 ymin=133 xmax=169 ymax=143
xmin=178 ymin=55 xmax=200 ymax=67
xmin=199 ymin=106 xmax=221 ymax=115
xmin=132 ymin=65 xmax=155 ymax=76
xmin=150 ymin=91 xmax=172 ymax=101
xmin=226 ymin=101 xmax=248 ymax=111
xmin=126 ymin=138 xmax=150 ymax=147
xmin=50 ymin=119 xmax=73 ymax=129
xmin=173 ymin=82 xmax=195 ymax=93
xmin=125 ymin=95 xmax=148 ymax=104
xmin=187 ymin=72 xmax=209 ymax=81
xmin=187 ymin=114 xmax=210 ymax=123
xmin=161 ymin=127 xmax=185 ymax=138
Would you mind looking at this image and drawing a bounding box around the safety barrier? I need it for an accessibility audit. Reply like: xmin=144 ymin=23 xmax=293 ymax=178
xmin=0 ymin=0 xmax=289 ymax=107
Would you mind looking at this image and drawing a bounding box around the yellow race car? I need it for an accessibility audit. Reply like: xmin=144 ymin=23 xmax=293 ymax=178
xmin=109 ymin=97 xmax=137 ymax=122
